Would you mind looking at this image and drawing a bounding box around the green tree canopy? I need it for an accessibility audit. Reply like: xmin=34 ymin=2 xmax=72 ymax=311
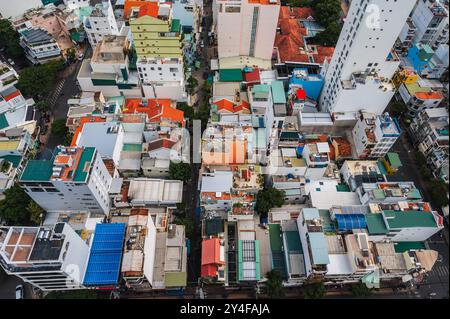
xmin=389 ymin=101 xmax=408 ymax=117
xmin=427 ymin=180 xmax=449 ymax=208
xmin=17 ymin=60 xmax=64 ymax=99
xmin=177 ymin=102 xmax=195 ymax=120
xmin=255 ymin=188 xmax=285 ymax=217
xmin=35 ymin=101 xmax=50 ymax=113
xmin=186 ymin=76 xmax=199 ymax=95
xmin=0 ymin=19 xmax=23 ymax=57
xmin=303 ymin=282 xmax=326 ymax=299
xmin=27 ymin=201 xmax=45 ymax=225
xmin=0 ymin=185 xmax=32 ymax=225
xmin=169 ymin=161 xmax=192 ymax=182
xmin=51 ymin=118 xmax=68 ymax=136
xmin=350 ymin=283 xmax=373 ymax=298
xmin=265 ymin=269 xmax=285 ymax=299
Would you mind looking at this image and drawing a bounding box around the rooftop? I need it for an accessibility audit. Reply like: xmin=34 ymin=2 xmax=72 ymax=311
xmin=219 ymin=69 xmax=243 ymax=82
xmin=21 ymin=28 xmax=54 ymax=44
xmin=384 ymin=210 xmax=439 ymax=229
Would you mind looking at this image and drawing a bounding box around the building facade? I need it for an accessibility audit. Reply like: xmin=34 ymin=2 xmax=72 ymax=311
xmin=319 ymin=0 xmax=416 ymax=120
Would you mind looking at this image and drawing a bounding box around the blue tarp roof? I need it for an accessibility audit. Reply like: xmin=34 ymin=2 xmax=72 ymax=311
xmin=83 ymin=223 xmax=126 ymax=286
xmin=335 ymin=214 xmax=367 ymax=231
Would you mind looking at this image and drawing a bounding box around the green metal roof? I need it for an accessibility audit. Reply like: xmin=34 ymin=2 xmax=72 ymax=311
xmin=122 ymin=143 xmax=142 ymax=152
xmin=0 ymin=113 xmax=9 ymax=130
xmin=421 ymin=44 xmax=434 ymax=55
xmin=73 ymin=147 xmax=95 ymax=182
xmin=372 ymin=189 xmax=386 ymax=200
xmin=285 ymin=231 xmax=302 ymax=253
xmin=366 ymin=213 xmax=389 ymax=235
xmin=377 ymin=160 xmax=387 ymax=175
xmin=164 ymin=272 xmax=187 ymax=287
xmin=271 ymin=81 xmax=286 ymax=104
xmin=0 ymin=155 xmax=22 ymax=168
xmin=269 ymin=224 xmax=283 ymax=252
xmin=20 ymin=160 xmax=53 ymax=181
xmin=384 ymin=210 xmax=438 ymax=229
xmin=386 ymin=152 xmax=402 ymax=168
xmin=170 ymin=19 xmax=181 ymax=33
xmin=205 ymin=218 xmax=224 ymax=236
xmin=252 ymin=84 xmax=270 ymax=99
xmin=404 ymin=82 xmax=432 ymax=95
xmin=336 ymin=184 xmax=351 ymax=192
xmin=219 ymin=69 xmax=243 ymax=82
xmin=407 ymin=189 xmax=422 ymax=199
xmin=394 ymin=241 xmax=426 ymax=253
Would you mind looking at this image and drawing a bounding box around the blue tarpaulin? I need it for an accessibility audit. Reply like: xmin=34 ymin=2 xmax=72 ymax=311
xmin=335 ymin=214 xmax=367 ymax=231
xmin=83 ymin=223 xmax=126 ymax=286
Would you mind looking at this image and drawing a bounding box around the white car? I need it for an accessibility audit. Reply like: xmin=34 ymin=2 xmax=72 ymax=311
xmin=78 ymin=53 xmax=84 ymax=61
xmin=15 ymin=285 xmax=24 ymax=299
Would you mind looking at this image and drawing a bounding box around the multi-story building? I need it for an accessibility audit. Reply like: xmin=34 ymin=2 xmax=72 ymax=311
xmin=409 ymin=108 xmax=449 ymax=182
xmin=214 ymin=0 xmax=280 ymax=64
xmin=0 ymin=222 xmax=90 ymax=291
xmin=352 ymin=112 xmax=401 ymax=159
xmin=0 ymin=61 xmax=19 ymax=92
xmin=77 ymin=35 xmax=141 ymax=97
xmin=410 ymin=0 xmax=449 ymax=50
xmin=130 ymin=2 xmax=187 ymax=101
xmin=19 ymin=146 xmax=113 ymax=215
xmin=0 ymin=0 xmax=42 ymax=19
xmin=19 ymin=28 xmax=62 ymax=65
xmin=397 ymin=78 xmax=444 ymax=116
xmin=319 ymin=0 xmax=416 ymax=120
xmin=64 ymin=0 xmax=91 ymax=11
xmin=12 ymin=4 xmax=73 ymax=52
xmin=396 ymin=17 xmax=417 ymax=55
xmin=84 ymin=0 xmax=120 ymax=48
xmin=357 ymin=181 xmax=423 ymax=205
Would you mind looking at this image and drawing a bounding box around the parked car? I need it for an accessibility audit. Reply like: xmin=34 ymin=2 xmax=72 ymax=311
xmin=15 ymin=285 xmax=24 ymax=299
xmin=78 ymin=53 xmax=84 ymax=61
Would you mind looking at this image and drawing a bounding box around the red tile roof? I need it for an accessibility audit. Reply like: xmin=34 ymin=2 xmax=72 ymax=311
xmin=147 ymin=138 xmax=176 ymax=152
xmin=333 ymin=137 xmax=352 ymax=158
xmin=2 ymin=89 xmax=21 ymax=101
xmin=201 ymin=238 xmax=224 ymax=277
xmin=137 ymin=1 xmax=158 ymax=18
xmin=275 ymin=6 xmax=334 ymax=64
xmin=243 ymin=68 xmax=260 ymax=83
xmin=124 ymin=98 xmax=185 ymax=125
xmin=215 ymin=99 xmax=250 ymax=114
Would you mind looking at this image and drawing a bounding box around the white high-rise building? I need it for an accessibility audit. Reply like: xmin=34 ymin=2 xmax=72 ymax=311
xmin=319 ymin=0 xmax=416 ymax=119
xmin=411 ymin=0 xmax=449 ymax=50
xmin=214 ymin=0 xmax=280 ymax=61
xmin=84 ymin=0 xmax=120 ymax=48
xmin=19 ymin=146 xmax=113 ymax=215
xmin=0 ymin=222 xmax=90 ymax=291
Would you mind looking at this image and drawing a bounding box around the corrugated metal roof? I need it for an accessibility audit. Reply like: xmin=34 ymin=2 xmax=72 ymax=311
xmin=308 ymin=232 xmax=330 ymax=265
xmin=83 ymin=223 xmax=126 ymax=286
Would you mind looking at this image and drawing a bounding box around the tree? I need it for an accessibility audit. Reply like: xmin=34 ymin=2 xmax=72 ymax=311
xmin=0 ymin=19 xmax=23 ymax=57
xmin=310 ymin=21 xmax=342 ymax=46
xmin=350 ymin=283 xmax=373 ymax=298
xmin=427 ymin=180 xmax=449 ymax=208
xmin=389 ymin=101 xmax=408 ymax=118
xmin=255 ymin=188 xmax=285 ymax=217
xmin=303 ymin=282 xmax=326 ymax=299
xmin=26 ymin=201 xmax=45 ymax=225
xmin=65 ymin=47 xmax=76 ymax=63
xmin=0 ymin=185 xmax=32 ymax=225
xmin=177 ymin=102 xmax=195 ymax=120
xmin=51 ymin=118 xmax=68 ymax=136
xmin=169 ymin=161 xmax=192 ymax=182
xmin=186 ymin=76 xmax=199 ymax=95
xmin=265 ymin=270 xmax=285 ymax=299
xmin=312 ymin=0 xmax=342 ymax=28
xmin=35 ymin=101 xmax=50 ymax=113
xmin=17 ymin=60 xmax=64 ymax=99
xmin=173 ymin=216 xmax=194 ymax=239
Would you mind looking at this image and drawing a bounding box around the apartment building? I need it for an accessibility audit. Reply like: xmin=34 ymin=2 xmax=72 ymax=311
xmin=0 ymin=222 xmax=90 ymax=291
xmin=319 ymin=0 xmax=416 ymax=120
xmin=214 ymin=0 xmax=280 ymax=63
xmin=77 ymin=35 xmax=141 ymax=97
xmin=130 ymin=2 xmax=187 ymax=101
xmin=19 ymin=146 xmax=113 ymax=215
xmin=64 ymin=0 xmax=91 ymax=10
xmin=84 ymin=0 xmax=120 ymax=48
xmin=0 ymin=61 xmax=19 ymax=93
xmin=409 ymin=108 xmax=449 ymax=182
xmin=19 ymin=28 xmax=62 ymax=64
xmin=397 ymin=78 xmax=444 ymax=116
xmin=410 ymin=0 xmax=449 ymax=50
xmin=352 ymin=112 xmax=401 ymax=159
